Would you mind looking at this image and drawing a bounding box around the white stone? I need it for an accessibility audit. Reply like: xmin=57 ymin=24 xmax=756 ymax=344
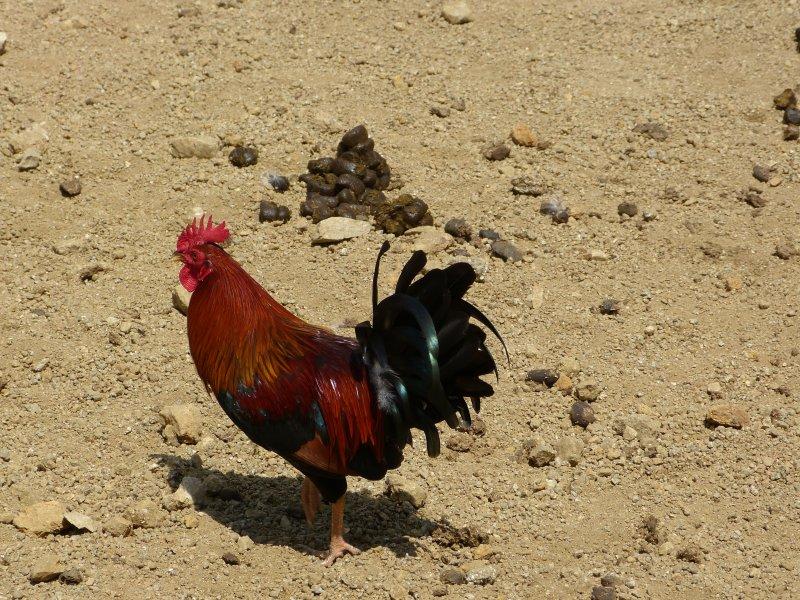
xmin=313 ymin=217 xmax=371 ymax=244
xmin=442 ymin=1 xmax=473 ymax=24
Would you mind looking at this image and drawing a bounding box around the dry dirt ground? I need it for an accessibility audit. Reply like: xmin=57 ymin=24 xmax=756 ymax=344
xmin=1 ymin=0 xmax=800 ymax=598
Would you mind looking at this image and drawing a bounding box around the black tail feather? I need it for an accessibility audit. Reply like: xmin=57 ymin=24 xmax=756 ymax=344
xmin=358 ymin=244 xmax=506 ymax=458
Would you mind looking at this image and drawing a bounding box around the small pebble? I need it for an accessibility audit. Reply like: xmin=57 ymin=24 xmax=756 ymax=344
xmin=773 ymin=88 xmax=797 ymax=110
xmin=510 ymin=123 xmax=537 ymax=147
xmin=482 ymin=143 xmax=510 ymax=161
xmin=441 ymin=1 xmax=473 ymax=25
xmin=784 ymin=125 xmax=800 ymax=141
xmin=229 ymin=146 xmax=258 ymax=168
xmin=59 ymin=569 xmax=83 ymax=585
xmin=479 ymin=229 xmax=500 ymax=241
xmin=591 ymin=586 xmax=617 ymax=600
xmin=599 ymin=299 xmax=620 ymax=315
xmin=491 ymin=240 xmax=522 ymax=262
xmin=617 ymin=201 xmax=638 ymax=217
xmin=430 ymin=105 xmax=451 ymax=118
xmin=17 ymin=148 xmax=41 ymax=171
xmin=526 ymin=369 xmax=559 ymax=387
xmin=444 ymin=218 xmax=472 ymax=240
xmin=705 ymin=404 xmax=749 ymax=428
xmin=774 ymin=244 xmax=796 ymax=260
xmin=752 ymin=165 xmax=771 ymax=183
xmin=642 ymin=209 xmax=657 ymax=221
xmin=570 ymin=401 xmax=595 ymax=428
xmin=784 ymin=108 xmax=800 ymax=125
xmin=222 ymin=552 xmax=240 ymax=565
xmin=59 ymin=177 xmax=82 ymax=197
xmin=511 ymin=176 xmax=547 ymax=196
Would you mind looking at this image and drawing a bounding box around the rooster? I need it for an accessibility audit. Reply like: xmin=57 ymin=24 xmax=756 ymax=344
xmin=174 ymin=216 xmax=505 ymax=565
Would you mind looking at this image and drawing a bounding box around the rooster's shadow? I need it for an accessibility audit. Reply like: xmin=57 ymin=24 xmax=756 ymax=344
xmin=154 ymin=454 xmax=443 ymax=559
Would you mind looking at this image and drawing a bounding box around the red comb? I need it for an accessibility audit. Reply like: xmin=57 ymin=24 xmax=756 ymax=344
xmin=176 ymin=215 xmax=230 ymax=252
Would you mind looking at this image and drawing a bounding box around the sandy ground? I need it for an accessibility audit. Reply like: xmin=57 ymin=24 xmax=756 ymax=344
xmin=1 ymin=1 xmax=799 ymax=598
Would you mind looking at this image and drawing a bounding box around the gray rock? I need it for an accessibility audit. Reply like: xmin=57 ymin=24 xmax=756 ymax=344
xmin=170 ymin=136 xmax=219 ymax=159
xmin=313 ymin=217 xmax=371 ymax=244
xmin=60 ymin=568 xmax=83 ymax=585
xmin=440 ymin=568 xmax=465 ymax=585
xmin=17 ymin=147 xmax=41 ymax=171
xmin=491 ymin=240 xmax=522 ymax=262
xmin=752 ymin=164 xmax=771 ymax=183
xmin=441 ymin=1 xmax=473 ymax=24
xmin=462 ymin=560 xmax=497 ymax=585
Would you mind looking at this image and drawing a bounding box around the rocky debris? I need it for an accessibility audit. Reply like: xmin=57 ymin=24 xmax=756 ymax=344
xmin=9 ymin=123 xmax=49 ymax=153
xmin=299 ymin=125 xmax=392 ymax=223
xmin=462 ymin=560 xmax=497 ymax=585
xmin=491 ymin=240 xmax=522 ymax=262
xmin=599 ymin=298 xmax=621 ymax=315
xmin=641 ymin=515 xmax=666 ymax=545
xmin=159 ymin=404 xmax=203 ymax=444
xmin=430 ymin=522 xmax=489 ymax=548
xmin=13 ymin=501 xmax=66 ymax=536
xmin=441 ymin=1 xmax=473 ymax=24
xmin=29 ymin=555 xmax=63 ymax=584
xmin=313 ymin=217 xmax=371 ymax=244
xmin=784 ymin=125 xmax=799 ymax=141
xmin=633 ymin=121 xmax=668 ymax=141
xmin=403 ymin=226 xmax=453 ymax=254
xmin=737 ymin=187 xmax=766 ymax=208
xmin=705 ymin=404 xmax=749 ymax=428
xmin=677 ymin=544 xmax=704 ymax=564
xmin=706 ymin=381 xmax=723 ymax=399
xmin=539 ymin=195 xmax=570 ymax=223
xmin=59 ymin=568 xmax=84 ymax=585
xmin=556 ymin=435 xmax=583 ymax=466
xmin=267 ymin=173 xmax=290 ymax=192
xmin=774 ymin=88 xmax=797 ymax=110
xmin=0 ymin=31 xmax=6 ymax=55
xmin=785 ymin=108 xmax=800 ymax=125
xmin=511 ymin=176 xmax=547 ymax=197
xmin=526 ymin=369 xmax=559 ymax=387
xmin=774 ymin=243 xmax=797 ymax=260
xmin=172 ymin=285 xmax=191 ymax=315
xmin=64 ymin=511 xmax=98 ymax=533
xmin=258 ymin=200 xmax=291 ymax=223
xmin=440 ymin=568 xmax=466 ymax=585
xmin=229 ymin=145 xmax=258 ymax=168
xmin=510 ymin=123 xmax=537 ymax=147
xmin=482 ymin=142 xmax=510 ymax=161
xmin=446 ymin=432 xmax=474 ymax=452
xmin=519 ymin=437 xmax=555 ymax=467
xmin=642 ymin=209 xmax=657 ymax=221
xmin=170 ymin=136 xmax=219 ymax=159
xmin=600 ymin=573 xmax=625 ymax=588
xmin=125 ymin=499 xmax=166 ymax=529
xmin=752 ymin=164 xmax=772 ymax=183
xmin=444 ymin=217 xmax=472 ymax=240
xmin=166 ymin=476 xmax=207 ymax=510
xmin=430 ymin=104 xmax=451 ymax=118
xmin=385 ymin=474 xmax=427 ymax=508
xmin=222 ymin=552 xmax=241 ymax=565
xmin=59 ymin=176 xmax=82 ymax=197
xmin=617 ymin=201 xmax=638 ymax=217
xmin=17 ymin=147 xmax=41 ymax=171
xmin=374 ymin=194 xmax=433 ymax=235
xmin=591 ymin=585 xmax=617 ymax=600
xmin=104 ymin=515 xmax=133 ymax=537
xmin=575 ymin=379 xmax=601 ymax=402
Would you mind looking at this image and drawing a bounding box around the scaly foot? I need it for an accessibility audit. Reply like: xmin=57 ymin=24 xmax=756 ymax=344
xmin=300 ymin=477 xmax=321 ymax=525
xmin=322 ymin=536 xmax=361 ymax=567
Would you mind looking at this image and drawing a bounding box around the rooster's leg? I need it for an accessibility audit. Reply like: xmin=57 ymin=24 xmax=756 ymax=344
xmin=300 ymin=477 xmax=321 ymax=525
xmin=322 ymin=496 xmax=361 ymax=567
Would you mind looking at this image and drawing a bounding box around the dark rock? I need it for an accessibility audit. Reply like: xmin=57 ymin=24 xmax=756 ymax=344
xmin=222 ymin=552 xmax=240 ymax=565
xmin=444 ymin=218 xmax=472 ymax=240
xmin=591 ymin=586 xmax=617 ymax=600
xmin=440 ymin=568 xmax=465 ymax=585
xmin=617 ymin=201 xmax=638 ymax=217
xmin=526 ymin=369 xmax=559 ymax=387
xmin=783 ymin=125 xmax=800 ymax=141
xmin=478 ymin=229 xmax=500 ymax=241
xmin=482 ymin=143 xmax=510 ymax=161
xmin=570 ymin=401 xmax=596 ymax=428
xmin=267 ymin=173 xmax=290 ymax=192
xmin=774 ymin=88 xmax=797 ymax=110
xmin=784 ymin=108 xmax=800 ymax=125
xmin=599 ymin=298 xmax=620 ymax=315
xmin=374 ymin=194 xmax=433 ymax=235
xmin=752 ymin=165 xmax=771 ymax=183
xmin=259 ymin=200 xmax=291 ymax=224
xmin=229 ymin=146 xmax=258 ymax=168
xmin=59 ymin=177 xmax=82 ymax=197
xmin=59 ymin=569 xmax=83 ymax=585
xmin=491 ymin=240 xmax=522 ymax=262
xmin=633 ymin=122 xmax=668 ymax=141
xmin=511 ymin=176 xmax=547 ymax=196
